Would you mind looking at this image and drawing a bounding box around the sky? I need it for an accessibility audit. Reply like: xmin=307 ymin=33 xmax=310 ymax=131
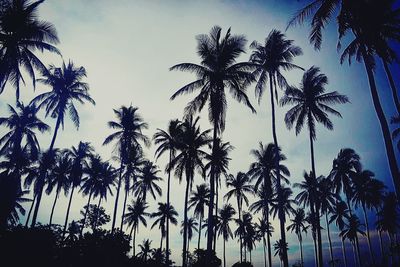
xmin=0 ymin=0 xmax=399 ymax=266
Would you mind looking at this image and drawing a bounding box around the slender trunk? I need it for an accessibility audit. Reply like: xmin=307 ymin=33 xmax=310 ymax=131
xmin=80 ymin=190 xmax=92 ymax=235
xmin=129 ymin=223 xmax=134 ymax=240
xmin=237 ymin=196 xmax=243 ymax=262
xmin=341 ymin=237 xmax=348 ymax=267
xmin=166 ymin=150 xmax=172 ymax=266
xmin=355 ymin=235 xmax=362 ymax=267
xmin=31 ymin=182 xmax=44 ymax=227
xmin=362 ymin=204 xmax=375 ymax=264
xmin=325 ymin=213 xmax=334 ymax=266
xmin=299 ymin=236 xmax=304 ymax=267
xmin=378 ymin=230 xmax=384 ymax=259
xmin=266 ymin=206 xmax=272 ymax=267
xmin=49 ymin=190 xmax=60 ymax=225
xmin=133 ymin=226 xmax=137 ymax=256
xmin=263 ymin=236 xmax=267 ymax=267
xmin=160 ymin=231 xmax=163 ymax=251
xmin=25 ymin=195 xmax=36 ymax=227
xmin=94 ymin=196 xmax=102 ymax=230
xmin=213 ymin=179 xmax=218 ymax=252
xmin=111 ymin=161 xmax=123 ymax=233
xmin=198 ymin=214 xmax=202 ymax=251
xmin=63 ymin=186 xmax=75 ymax=237
xmin=352 ymin=242 xmax=358 ymax=267
xmin=182 ymin=179 xmax=190 ymax=267
xmin=362 ymin=51 xmax=400 ymax=198
xmin=250 ymin=250 xmax=252 ymax=263
xmin=121 ymin=187 xmax=129 ymax=231
xmin=382 ymin=59 xmax=400 ymax=114
xmin=187 ymin=238 xmax=190 ymax=255
xmin=223 ymin=238 xmax=226 ymax=267
xmin=49 ymin=115 xmax=62 ymax=151
xmin=312 ymin=231 xmax=318 ymax=267
xmin=269 ymin=72 xmax=288 ymax=267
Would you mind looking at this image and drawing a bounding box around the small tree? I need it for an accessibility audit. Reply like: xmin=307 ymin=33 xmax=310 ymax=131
xmin=80 ymin=204 xmax=110 ymax=231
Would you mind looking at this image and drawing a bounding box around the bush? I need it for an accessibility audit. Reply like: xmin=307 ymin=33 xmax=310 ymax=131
xmin=231 ymin=261 xmax=253 ymax=267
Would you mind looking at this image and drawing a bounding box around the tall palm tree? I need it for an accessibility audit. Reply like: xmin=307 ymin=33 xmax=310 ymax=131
xmin=170 ymin=26 xmax=256 ymax=260
xmin=281 ymin=66 xmax=349 ymax=266
xmin=103 ymin=105 xmax=149 ymax=232
xmin=181 ymin=217 xmax=198 ymax=255
xmin=46 ymin=151 xmax=72 ymax=225
xmin=340 ymin=215 xmax=365 ymax=267
xmin=216 ymin=204 xmax=236 ymax=267
xmin=270 ymin=186 xmax=295 ymax=223
xmin=376 ymin=192 xmax=400 ymax=253
xmin=225 ymin=172 xmax=253 ymax=262
xmin=330 ymin=201 xmax=351 ymax=267
xmin=154 ymin=119 xmax=183 ymax=266
xmin=169 ymin=116 xmax=210 ymax=267
xmin=274 ymin=239 xmax=289 ymax=267
xmin=0 ymin=0 xmax=60 ymax=103
xmin=250 ymin=29 xmax=303 ymax=267
xmin=188 ymin=183 xmax=210 ymax=251
xmin=255 ymin=219 xmax=273 ymax=267
xmin=62 ymin=142 xmax=93 ymax=236
xmin=150 ymin=202 xmax=178 ymax=251
xmin=368 ymin=179 xmax=386 ymax=258
xmin=33 ymin=61 xmax=95 ymax=150
xmin=123 ymin=199 xmax=149 ymax=256
xmin=134 ymin=160 xmax=162 ymax=202
xmin=287 ymin=208 xmax=308 ymax=267
xmin=234 ymin=212 xmax=254 ymax=262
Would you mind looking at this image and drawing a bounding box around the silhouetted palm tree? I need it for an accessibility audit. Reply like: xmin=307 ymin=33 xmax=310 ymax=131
xmin=103 ymin=105 xmax=149 ymax=232
xmin=33 ymin=61 xmax=95 ymax=150
xmin=271 ymin=186 xmax=295 ymax=222
xmin=170 ymin=26 xmax=256 ymax=260
xmin=134 ymin=160 xmax=162 ymax=202
xmin=124 ymin=199 xmax=149 ymax=256
xmin=225 ymin=172 xmax=253 ymax=262
xmin=137 ymin=239 xmax=153 ymax=262
xmin=330 ymin=201 xmax=351 ymax=267
xmin=392 ymin=115 xmax=400 ymax=152
xmin=181 ymin=217 xmax=198 ymax=255
xmin=340 ymin=215 xmax=365 ymax=267
xmin=0 ymin=0 xmax=60 ymax=102
xmin=250 ymin=29 xmax=303 ymax=267
xmin=376 ymin=192 xmax=400 ymax=251
xmin=188 ymin=183 xmax=210 ymax=251
xmin=169 ymin=116 xmax=210 ymax=267
xmin=274 ymin=239 xmax=289 ymax=267
xmin=256 ymin=219 xmax=273 ymax=267
xmin=216 ymin=204 xmax=236 ymax=267
xmin=287 ymin=208 xmax=308 ymax=267
xmin=150 ymin=202 xmax=178 ymax=251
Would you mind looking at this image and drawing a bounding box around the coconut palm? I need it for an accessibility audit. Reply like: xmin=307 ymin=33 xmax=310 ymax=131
xmin=188 ymin=183 xmax=210 ymax=251
xmin=150 ymin=202 xmax=178 ymax=251
xmin=137 ymin=239 xmax=153 ymax=262
xmin=225 ymin=172 xmax=253 ymax=262
xmin=330 ymin=201 xmax=351 ymax=267
xmin=169 ymin=116 xmax=210 ymax=267
xmin=153 ymin=119 xmax=183 ymax=266
xmin=103 ymin=105 xmax=149 ymax=232
xmin=243 ymin=220 xmax=258 ymax=263
xmin=124 ymin=199 xmax=149 ymax=256
xmin=134 ymin=160 xmax=162 ymax=202
xmin=340 ymin=215 xmax=365 ymax=267
xmin=376 ymin=192 xmax=400 ymax=250
xmin=33 ymin=61 xmax=95 ymax=150
xmin=181 ymin=217 xmax=198 ymax=255
xmin=270 ymin=186 xmax=295 ymax=222
xmin=216 ymin=204 xmax=236 ymax=267
xmin=0 ymin=0 xmax=60 ymax=102
xmin=46 ymin=151 xmax=72 ymax=225
xmin=274 ymin=239 xmax=289 ymax=267
xmin=287 ymin=208 xmax=308 ymax=267
xmin=170 ymin=26 xmax=256 ymax=260
xmin=255 ymin=218 xmax=274 ymax=267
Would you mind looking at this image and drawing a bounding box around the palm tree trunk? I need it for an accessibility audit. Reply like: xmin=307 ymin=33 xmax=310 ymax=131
xmin=269 ymin=72 xmax=288 ymax=267
xmin=223 ymin=238 xmax=226 ymax=267
xmin=213 ymin=179 xmax=218 ymax=252
xmin=341 ymin=237 xmax=348 ymax=267
xmin=362 ymin=204 xmax=375 ymax=264
xmin=25 ymin=194 xmax=36 ymax=227
xmin=362 ymin=51 xmax=400 ymax=198
xmin=266 ymin=207 xmax=272 ymax=267
xmin=80 ymin=190 xmax=92 ymax=235
xmin=237 ymin=196 xmax=243 ymax=262
xmin=49 ymin=190 xmax=59 ymax=225
xmin=166 ymin=150 xmax=172 ymax=266
xmin=31 ymin=183 xmax=44 ymax=227
xmin=355 ymin=235 xmax=362 ymax=267
xmin=198 ymin=214 xmax=202 ymax=251
xmin=312 ymin=231 xmax=318 ymax=267
xmin=352 ymin=241 xmax=358 ymax=267
xmin=63 ymin=186 xmax=75 ymax=237
xmin=382 ymin=59 xmax=400 ymax=114
xmin=378 ymin=230 xmax=384 ymax=260
xmin=133 ymin=226 xmax=137 ymax=256
xmin=299 ymin=236 xmax=304 ymax=267
xmin=111 ymin=161 xmax=123 ymax=232
xmin=160 ymin=231 xmax=163 ymax=251
xmin=121 ymin=187 xmax=129 ymax=231
xmin=325 ymin=213 xmax=334 ymax=266
xmin=49 ymin=115 xmax=62 ymax=150
xmin=182 ymin=179 xmax=190 ymax=267
xmin=263 ymin=236 xmax=267 ymax=267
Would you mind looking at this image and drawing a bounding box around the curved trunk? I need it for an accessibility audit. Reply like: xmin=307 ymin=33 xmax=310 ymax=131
xmin=63 ymin=186 xmax=75 ymax=237
xmin=182 ymin=179 xmax=190 ymax=267
xmin=382 ymin=59 xmax=400 ymax=114
xmin=269 ymin=72 xmax=288 ymax=267
xmin=198 ymin=214 xmax=202 ymax=251
xmin=341 ymin=237 xmax=348 ymax=267
xmin=80 ymin=190 xmax=92 ymax=235
xmin=121 ymin=187 xmax=129 ymax=231
xmin=25 ymin=195 xmax=36 ymax=227
xmin=362 ymin=204 xmax=375 ymax=264
xmin=325 ymin=213 xmax=334 ymax=266
xmin=49 ymin=190 xmax=60 ymax=225
xmin=31 ymin=181 xmax=45 ymax=227
xmin=166 ymin=150 xmax=172 ymax=266
xmin=237 ymin=196 xmax=243 ymax=262
xmin=49 ymin=115 xmax=62 ymax=151
xmin=111 ymin=161 xmax=123 ymax=232
xmin=362 ymin=51 xmax=400 ymax=198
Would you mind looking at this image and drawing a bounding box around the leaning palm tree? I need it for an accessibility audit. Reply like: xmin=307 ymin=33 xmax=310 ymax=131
xmin=153 ymin=119 xmax=183 ymax=266
xmin=287 ymin=208 xmax=308 ymax=267
xmin=340 ymin=215 xmax=365 ymax=267
xmin=33 ymin=61 xmax=95 ymax=150
xmin=188 ymin=183 xmax=210 ymax=251
xmin=216 ymin=204 xmax=236 ymax=267
xmin=150 ymin=202 xmax=178 ymax=251
xmin=169 ymin=116 xmax=210 ymax=267
xmin=124 ymin=199 xmax=149 ymax=256
xmin=225 ymin=172 xmax=253 ymax=262
xmin=134 ymin=160 xmax=162 ymax=202
xmin=0 ymin=0 xmax=60 ymax=103
xmin=330 ymin=201 xmax=351 ymax=267
xmin=281 ymin=66 xmax=349 ymax=266
xmin=170 ymin=26 xmax=256 ymax=260
xmin=250 ymin=29 xmax=302 ymax=267
xmin=103 ymin=105 xmax=149 ymax=232
xmin=46 ymin=151 xmax=72 ymax=225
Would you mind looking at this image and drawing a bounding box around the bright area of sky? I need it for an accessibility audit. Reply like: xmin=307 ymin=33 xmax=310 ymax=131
xmin=0 ymin=0 xmax=399 ymax=266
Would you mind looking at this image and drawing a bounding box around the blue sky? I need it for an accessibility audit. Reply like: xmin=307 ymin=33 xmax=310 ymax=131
xmin=0 ymin=0 xmax=399 ymax=266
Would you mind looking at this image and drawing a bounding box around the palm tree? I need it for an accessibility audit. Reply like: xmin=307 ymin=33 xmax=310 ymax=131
xmin=281 ymin=66 xmax=349 ymax=266
xmin=330 ymin=201 xmax=351 ymax=267
xmin=134 ymin=160 xmax=162 ymax=202
xmin=225 ymin=172 xmax=253 ymax=262
xmin=243 ymin=220 xmax=258 ymax=263
xmin=368 ymin=179 xmax=386 ymax=258
xmin=46 ymin=151 xmax=72 ymax=225
xmin=234 ymin=212 xmax=253 ymax=262
xmin=216 ymin=204 xmax=236 ymax=267
xmin=250 ymin=29 xmax=303 ymax=267
xmin=270 ymin=186 xmax=295 ymax=222
xmin=392 ymin=115 xmax=400 ymax=152
xmin=256 ymin=219 xmax=274 ymax=267
xmin=274 ymin=239 xmax=289 ymax=267
xmin=154 ymin=119 xmax=183 ymax=266
xmin=62 ymin=142 xmax=93 ymax=236
xmin=150 ymin=202 xmax=178 ymax=251
xmin=169 ymin=116 xmax=210 ymax=267
xmin=188 ymin=183 xmax=210 ymax=251
xmin=137 ymin=239 xmax=153 ymax=262
xmin=340 ymin=215 xmax=365 ymax=267
xmin=181 ymin=217 xmax=198 ymax=255
xmin=33 ymin=61 xmax=95 ymax=150
xmin=170 ymin=26 xmax=256 ymax=260
xmin=0 ymin=0 xmax=60 ymax=102
xmin=124 ymin=199 xmax=149 ymax=256
xmin=287 ymin=208 xmax=308 ymax=267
